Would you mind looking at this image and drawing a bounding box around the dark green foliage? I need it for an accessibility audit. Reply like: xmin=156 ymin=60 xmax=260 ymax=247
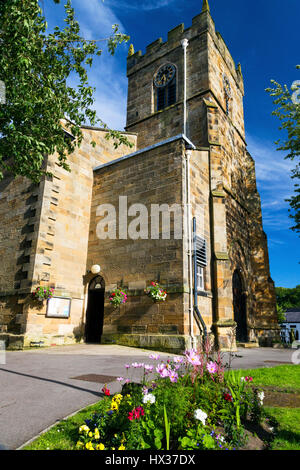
xmin=0 ymin=0 xmax=131 ymax=182
xmin=276 ymin=285 xmax=300 ymax=311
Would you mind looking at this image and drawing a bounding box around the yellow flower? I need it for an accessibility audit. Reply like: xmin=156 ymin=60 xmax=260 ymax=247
xmin=85 ymin=442 xmax=94 ymax=450
xmin=96 ymin=443 xmax=105 ymax=450
xmin=79 ymin=425 xmax=90 ymax=434
xmin=94 ymin=428 xmax=100 ymax=440
xmin=76 ymin=441 xmax=84 ymax=448
xmin=118 ymin=444 xmax=125 ymax=450
xmin=88 ymin=432 xmax=93 ymax=438
xmin=111 ymin=402 xmax=118 ymax=411
xmin=111 ymin=447 xmax=115 ymax=450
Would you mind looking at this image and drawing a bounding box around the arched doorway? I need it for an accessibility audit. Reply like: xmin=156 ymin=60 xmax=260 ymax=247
xmin=85 ymin=275 xmax=105 ymax=344
xmin=232 ymin=269 xmax=248 ymax=343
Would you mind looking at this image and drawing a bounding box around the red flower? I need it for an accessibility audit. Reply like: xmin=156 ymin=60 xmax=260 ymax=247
xmin=102 ymin=386 xmax=110 ymax=396
xmin=111 ymin=293 xmax=116 ymax=297
xmin=224 ymin=393 xmax=233 ymax=402
xmin=128 ymin=407 xmax=144 ymax=421
xmin=245 ymin=376 xmax=253 ymax=382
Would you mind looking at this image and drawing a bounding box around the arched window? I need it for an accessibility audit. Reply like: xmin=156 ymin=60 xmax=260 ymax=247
xmin=154 ymin=63 xmax=177 ymax=111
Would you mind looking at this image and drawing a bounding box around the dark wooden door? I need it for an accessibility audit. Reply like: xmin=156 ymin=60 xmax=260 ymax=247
xmin=85 ymin=276 xmax=105 ymax=344
xmin=232 ymin=270 xmax=248 ymax=343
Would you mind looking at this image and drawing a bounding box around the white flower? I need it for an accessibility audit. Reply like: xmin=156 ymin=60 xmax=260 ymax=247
xmin=194 ymin=409 xmax=207 ymax=426
xmin=258 ymin=391 xmax=265 ymax=405
xmin=142 ymin=393 xmax=156 ymax=404
xmin=241 ymin=377 xmax=246 ymax=382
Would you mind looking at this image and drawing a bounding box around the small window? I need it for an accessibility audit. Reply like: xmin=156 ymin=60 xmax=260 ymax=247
xmin=157 ymin=78 xmax=176 ymax=111
xmin=196 ymin=265 xmax=204 ymax=291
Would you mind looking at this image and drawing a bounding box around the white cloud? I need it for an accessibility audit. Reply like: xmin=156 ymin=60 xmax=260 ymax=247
xmin=72 ymin=0 xmax=128 ymax=130
xmin=45 ymin=0 xmax=128 ymax=130
xmin=246 ymin=134 xmax=294 ymax=186
xmin=106 ymin=0 xmax=178 ymax=11
xmin=246 ymin=133 xmax=296 ymax=233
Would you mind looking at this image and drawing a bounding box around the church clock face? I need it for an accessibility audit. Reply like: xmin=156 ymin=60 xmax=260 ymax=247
xmin=154 ymin=64 xmax=176 ymax=88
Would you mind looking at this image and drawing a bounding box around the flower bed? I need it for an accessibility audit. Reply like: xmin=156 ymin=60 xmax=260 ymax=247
xmin=76 ymin=342 xmax=266 ymax=451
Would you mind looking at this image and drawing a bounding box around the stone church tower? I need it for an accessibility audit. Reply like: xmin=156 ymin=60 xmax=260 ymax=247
xmin=0 ymin=1 xmax=279 ymax=351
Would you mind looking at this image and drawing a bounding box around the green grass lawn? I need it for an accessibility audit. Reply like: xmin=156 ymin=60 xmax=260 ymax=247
xmin=23 ymin=365 xmax=300 ymax=451
xmin=232 ymin=365 xmax=300 ymax=392
xmin=264 ymin=407 xmax=300 ymax=450
xmin=23 ymin=402 xmax=104 ymax=450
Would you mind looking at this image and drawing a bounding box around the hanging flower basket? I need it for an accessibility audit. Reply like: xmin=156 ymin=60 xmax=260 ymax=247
xmin=33 ymin=286 xmax=54 ymax=302
xmin=109 ymin=288 xmax=128 ymax=308
xmin=145 ymin=282 xmax=167 ymax=302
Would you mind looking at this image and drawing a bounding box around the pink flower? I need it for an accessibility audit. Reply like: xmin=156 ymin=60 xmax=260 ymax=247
xmin=149 ymin=353 xmax=160 ymax=361
xmin=156 ymin=363 xmax=166 ymax=375
xmin=173 ymin=356 xmax=183 ymax=364
xmin=160 ymin=368 xmax=169 ymax=378
xmin=124 ymin=364 xmax=130 ymax=369
xmin=206 ymin=361 xmax=218 ymax=374
xmin=144 ymin=364 xmax=154 ymax=372
xmin=168 ymin=370 xmax=178 ymax=383
xmin=117 ymin=377 xmax=124 ymax=382
xmin=245 ymin=376 xmax=253 ymax=382
xmin=186 ymin=351 xmax=201 ymax=366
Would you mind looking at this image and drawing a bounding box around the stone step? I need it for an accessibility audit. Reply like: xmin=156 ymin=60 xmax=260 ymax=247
xmin=237 ymin=342 xmax=259 ymax=349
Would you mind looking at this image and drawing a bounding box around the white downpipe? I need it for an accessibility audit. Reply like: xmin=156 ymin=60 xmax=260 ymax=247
xmin=181 ymin=38 xmax=195 ymax=348
xmin=181 ymin=38 xmax=188 ymax=136
xmin=186 ymin=149 xmax=195 ymax=349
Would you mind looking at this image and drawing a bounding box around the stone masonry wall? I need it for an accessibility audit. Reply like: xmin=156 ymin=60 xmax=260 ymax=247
xmin=87 ymin=138 xmax=189 ymax=351
xmin=0 ymin=175 xmax=45 ymax=336
xmin=0 ymin=128 xmax=137 ymax=347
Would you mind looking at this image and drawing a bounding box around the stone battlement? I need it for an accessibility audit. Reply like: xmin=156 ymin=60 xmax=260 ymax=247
xmin=127 ymin=9 xmax=243 ymax=93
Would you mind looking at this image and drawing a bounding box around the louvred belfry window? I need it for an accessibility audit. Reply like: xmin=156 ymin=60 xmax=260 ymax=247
xmin=154 ymin=63 xmax=177 ymax=111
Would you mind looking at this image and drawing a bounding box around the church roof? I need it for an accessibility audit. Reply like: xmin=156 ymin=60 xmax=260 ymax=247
xmin=283 ymin=309 xmax=300 ymax=323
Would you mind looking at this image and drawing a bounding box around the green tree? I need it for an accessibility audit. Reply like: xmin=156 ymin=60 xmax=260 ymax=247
xmin=0 ymin=0 xmax=131 ymax=182
xmin=266 ymin=66 xmax=300 ymax=235
xmin=276 ymin=285 xmax=300 ymax=311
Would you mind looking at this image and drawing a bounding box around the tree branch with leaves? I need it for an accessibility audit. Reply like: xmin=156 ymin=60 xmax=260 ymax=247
xmin=0 ymin=0 xmax=132 ymax=182
xmin=266 ymin=65 xmax=300 ymax=235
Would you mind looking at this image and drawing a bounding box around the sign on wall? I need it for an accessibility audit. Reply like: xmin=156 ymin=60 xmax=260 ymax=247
xmin=46 ymin=297 xmax=71 ymax=319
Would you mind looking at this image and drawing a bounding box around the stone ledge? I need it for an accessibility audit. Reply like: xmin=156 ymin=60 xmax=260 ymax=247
xmin=101 ymin=333 xmax=193 ymax=354
xmin=203 ymin=98 xmax=218 ymax=108
xmin=214 ymin=252 xmax=229 ymax=261
xmin=0 ymin=333 xmax=25 ymax=350
xmin=237 ymin=342 xmax=259 ymax=349
xmin=211 ymin=190 xmax=226 ymax=198
xmin=214 ymin=320 xmax=236 ymax=328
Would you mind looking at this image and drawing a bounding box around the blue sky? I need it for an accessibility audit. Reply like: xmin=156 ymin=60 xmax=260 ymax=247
xmin=43 ymin=0 xmax=300 ymax=288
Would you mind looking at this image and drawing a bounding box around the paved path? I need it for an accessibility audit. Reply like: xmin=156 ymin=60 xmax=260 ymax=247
xmin=0 ymin=344 xmax=295 ymax=450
